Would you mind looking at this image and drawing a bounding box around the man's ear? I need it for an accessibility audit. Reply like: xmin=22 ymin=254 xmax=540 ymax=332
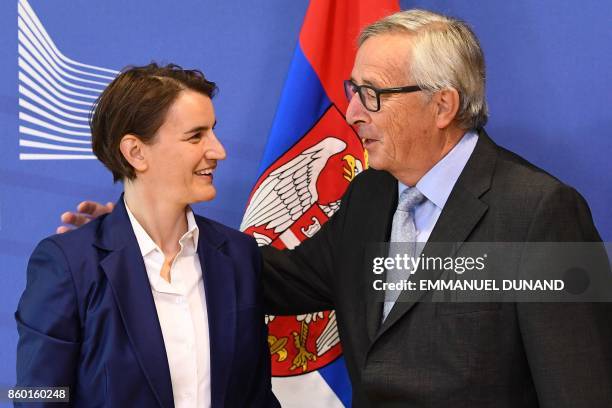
xmin=433 ymin=88 xmax=460 ymax=129
xmin=119 ymin=134 xmax=148 ymax=173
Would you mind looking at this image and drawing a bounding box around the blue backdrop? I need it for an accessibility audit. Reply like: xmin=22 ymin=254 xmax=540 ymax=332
xmin=1 ymin=0 xmax=610 ymax=401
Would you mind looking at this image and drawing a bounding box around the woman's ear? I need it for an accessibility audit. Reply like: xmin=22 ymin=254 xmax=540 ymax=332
xmin=119 ymin=134 xmax=148 ymax=173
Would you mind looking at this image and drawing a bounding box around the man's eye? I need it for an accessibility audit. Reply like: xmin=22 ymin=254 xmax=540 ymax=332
xmin=364 ymin=87 xmax=377 ymax=99
xmin=189 ymin=134 xmax=202 ymax=143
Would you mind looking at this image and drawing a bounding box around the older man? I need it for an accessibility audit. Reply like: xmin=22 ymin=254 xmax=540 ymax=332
xmin=60 ymin=9 xmax=611 ymax=407
xmin=260 ymin=9 xmax=612 ymax=408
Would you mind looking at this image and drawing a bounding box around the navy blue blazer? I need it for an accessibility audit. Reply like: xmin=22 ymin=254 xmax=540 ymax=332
xmin=16 ymin=198 xmax=278 ymax=407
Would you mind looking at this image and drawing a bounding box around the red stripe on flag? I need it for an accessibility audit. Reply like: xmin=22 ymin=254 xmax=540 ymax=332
xmin=299 ymin=0 xmax=400 ymax=113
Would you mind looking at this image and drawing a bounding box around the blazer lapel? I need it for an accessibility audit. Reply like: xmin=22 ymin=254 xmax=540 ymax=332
xmin=362 ymin=171 xmax=398 ymax=342
xmin=375 ymin=131 xmax=498 ymax=339
xmin=196 ymin=218 xmax=236 ymax=408
xmin=95 ymin=198 xmax=174 ymax=408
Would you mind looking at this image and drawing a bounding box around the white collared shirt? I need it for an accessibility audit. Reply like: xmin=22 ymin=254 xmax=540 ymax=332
xmin=125 ymin=202 xmax=211 ymax=408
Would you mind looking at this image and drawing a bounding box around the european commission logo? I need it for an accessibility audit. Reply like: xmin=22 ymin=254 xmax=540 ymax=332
xmin=17 ymin=0 xmax=118 ymax=160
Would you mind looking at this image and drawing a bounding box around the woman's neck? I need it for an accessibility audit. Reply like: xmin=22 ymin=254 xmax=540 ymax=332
xmin=123 ymin=182 xmax=188 ymax=260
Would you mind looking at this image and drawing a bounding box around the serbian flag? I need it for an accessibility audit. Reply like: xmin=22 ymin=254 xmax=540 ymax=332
xmin=241 ymin=1 xmax=399 ymax=406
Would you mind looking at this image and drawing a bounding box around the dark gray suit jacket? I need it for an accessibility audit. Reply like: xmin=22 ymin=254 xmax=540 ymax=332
xmin=262 ymin=130 xmax=612 ymax=407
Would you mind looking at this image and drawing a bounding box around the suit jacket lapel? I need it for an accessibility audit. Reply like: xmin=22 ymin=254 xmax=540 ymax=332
xmin=363 ymin=171 xmax=398 ymax=342
xmin=196 ymin=218 xmax=236 ymax=408
xmin=95 ymin=198 xmax=174 ymax=408
xmin=375 ymin=130 xmax=498 ymax=340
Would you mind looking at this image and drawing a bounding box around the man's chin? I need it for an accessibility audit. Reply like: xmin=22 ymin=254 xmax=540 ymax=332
xmin=365 ymin=156 xmax=384 ymax=171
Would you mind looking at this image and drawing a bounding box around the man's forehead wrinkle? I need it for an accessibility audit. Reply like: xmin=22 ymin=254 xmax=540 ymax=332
xmin=358 ymin=58 xmax=409 ymax=88
xmin=355 ymin=36 xmax=412 ymax=87
xmin=385 ymin=55 xmax=412 ymax=84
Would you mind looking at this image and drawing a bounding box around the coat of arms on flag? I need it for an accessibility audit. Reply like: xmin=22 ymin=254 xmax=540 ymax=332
xmin=241 ymin=1 xmax=399 ymax=406
xmin=241 ymin=103 xmax=365 ymax=374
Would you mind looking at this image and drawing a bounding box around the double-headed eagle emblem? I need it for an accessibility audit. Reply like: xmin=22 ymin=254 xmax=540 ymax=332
xmin=241 ymin=136 xmax=363 ymax=373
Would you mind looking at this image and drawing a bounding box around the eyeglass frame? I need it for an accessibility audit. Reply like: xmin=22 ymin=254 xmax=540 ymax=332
xmin=343 ymin=79 xmax=423 ymax=112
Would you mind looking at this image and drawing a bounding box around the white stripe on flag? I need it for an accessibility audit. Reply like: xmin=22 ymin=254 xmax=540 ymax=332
xmin=272 ymin=371 xmax=345 ymax=408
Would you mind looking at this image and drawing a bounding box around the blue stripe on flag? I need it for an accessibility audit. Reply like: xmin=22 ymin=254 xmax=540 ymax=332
xmin=257 ymin=45 xmax=331 ymax=176
xmin=318 ymin=356 xmax=352 ymax=407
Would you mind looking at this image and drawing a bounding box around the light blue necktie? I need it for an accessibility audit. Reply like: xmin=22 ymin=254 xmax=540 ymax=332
xmin=382 ymin=187 xmax=426 ymax=322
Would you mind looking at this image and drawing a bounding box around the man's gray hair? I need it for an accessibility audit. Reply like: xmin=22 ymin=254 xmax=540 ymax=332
xmin=359 ymin=9 xmax=488 ymax=129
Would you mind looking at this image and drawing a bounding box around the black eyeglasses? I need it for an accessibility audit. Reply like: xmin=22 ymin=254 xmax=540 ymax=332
xmin=343 ymin=79 xmax=423 ymax=112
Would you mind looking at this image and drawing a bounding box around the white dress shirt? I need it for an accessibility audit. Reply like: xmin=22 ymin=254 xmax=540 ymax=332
xmin=125 ymin=202 xmax=211 ymax=408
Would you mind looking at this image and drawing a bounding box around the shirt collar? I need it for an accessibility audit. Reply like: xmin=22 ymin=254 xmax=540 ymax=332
xmin=183 ymin=207 xmax=199 ymax=249
xmin=124 ymin=199 xmax=200 ymax=257
xmin=399 ymin=130 xmax=479 ymax=209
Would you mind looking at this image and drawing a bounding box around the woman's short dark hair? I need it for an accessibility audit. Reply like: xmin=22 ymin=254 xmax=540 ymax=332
xmin=91 ymin=62 xmax=217 ymax=182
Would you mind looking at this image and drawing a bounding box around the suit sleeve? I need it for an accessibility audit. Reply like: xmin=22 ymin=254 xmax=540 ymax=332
xmin=261 ymin=180 xmax=356 ymax=316
xmin=15 ymin=238 xmax=81 ymax=405
xmin=245 ymin=240 xmax=281 ymax=407
xmin=517 ymin=185 xmax=612 ymax=407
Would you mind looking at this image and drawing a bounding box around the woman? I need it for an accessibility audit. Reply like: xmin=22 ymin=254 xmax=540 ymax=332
xmin=16 ymin=63 xmax=278 ymax=407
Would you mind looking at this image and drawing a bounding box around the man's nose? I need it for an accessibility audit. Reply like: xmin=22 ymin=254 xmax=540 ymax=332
xmin=345 ymin=92 xmax=369 ymax=125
